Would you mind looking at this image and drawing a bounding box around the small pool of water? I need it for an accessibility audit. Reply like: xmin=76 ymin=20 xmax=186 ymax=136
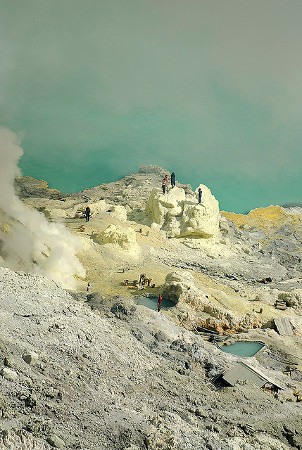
xmin=134 ymin=296 xmax=175 ymax=311
xmin=220 ymin=341 xmax=264 ymax=357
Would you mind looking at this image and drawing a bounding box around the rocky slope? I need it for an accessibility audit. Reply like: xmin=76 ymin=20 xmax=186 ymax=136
xmin=0 ymin=267 xmax=301 ymax=449
xmin=0 ymin=165 xmax=300 ymax=449
xmin=222 ymin=206 xmax=302 ymax=280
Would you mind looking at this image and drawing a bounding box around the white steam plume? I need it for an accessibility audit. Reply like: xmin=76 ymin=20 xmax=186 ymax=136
xmin=0 ymin=128 xmax=85 ymax=288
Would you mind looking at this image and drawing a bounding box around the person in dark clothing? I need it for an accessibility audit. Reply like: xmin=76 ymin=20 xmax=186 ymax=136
xmin=171 ymin=172 xmax=175 ymax=188
xmin=157 ymin=294 xmax=163 ymax=312
xmin=162 ymin=179 xmax=166 ymax=194
xmin=85 ymin=206 xmax=91 ymax=222
xmin=139 ymin=273 xmax=146 ymax=285
xmin=198 ymin=188 xmax=202 ymax=204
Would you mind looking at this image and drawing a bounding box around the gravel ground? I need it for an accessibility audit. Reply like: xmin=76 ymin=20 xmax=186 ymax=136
xmin=0 ymin=267 xmax=301 ymax=449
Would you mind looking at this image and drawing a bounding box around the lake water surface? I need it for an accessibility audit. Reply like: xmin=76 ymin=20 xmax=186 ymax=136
xmin=135 ymin=296 xmax=175 ymax=311
xmin=220 ymin=341 xmax=264 ymax=357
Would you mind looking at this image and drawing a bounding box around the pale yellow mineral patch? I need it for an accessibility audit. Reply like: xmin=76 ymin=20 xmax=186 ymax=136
xmin=94 ymin=224 xmax=139 ymax=253
xmin=222 ymin=205 xmax=302 ymax=231
xmin=145 ymin=184 xmax=220 ymax=238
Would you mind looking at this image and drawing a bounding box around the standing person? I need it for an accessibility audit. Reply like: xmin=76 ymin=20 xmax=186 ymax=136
xmin=171 ymin=172 xmax=175 ymax=188
xmin=162 ymin=178 xmax=166 ymax=194
xmin=198 ymin=188 xmax=202 ymax=204
xmin=87 ymin=282 xmax=91 ymax=293
xmin=85 ymin=205 xmax=91 ymax=222
xmin=157 ymin=293 xmax=163 ymax=312
xmin=164 ymin=175 xmax=169 ymax=193
xmin=139 ymin=273 xmax=146 ymax=285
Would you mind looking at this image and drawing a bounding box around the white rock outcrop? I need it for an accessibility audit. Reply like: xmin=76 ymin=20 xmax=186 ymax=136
xmin=161 ymin=271 xmax=228 ymax=318
xmin=162 ymin=271 xmax=205 ymax=307
xmin=145 ymin=185 xmax=220 ymax=238
xmin=94 ymin=224 xmax=138 ymax=252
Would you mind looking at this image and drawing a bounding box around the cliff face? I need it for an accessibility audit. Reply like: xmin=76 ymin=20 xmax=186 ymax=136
xmin=14 ymin=176 xmax=64 ymax=199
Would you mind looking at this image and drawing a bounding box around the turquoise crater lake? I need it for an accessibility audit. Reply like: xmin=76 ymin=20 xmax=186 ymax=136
xmin=220 ymin=341 xmax=264 ymax=357
xmin=134 ymin=296 xmax=175 ymax=311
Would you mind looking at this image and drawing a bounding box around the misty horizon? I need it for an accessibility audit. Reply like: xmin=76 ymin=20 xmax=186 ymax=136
xmin=1 ymin=0 xmax=301 ymax=212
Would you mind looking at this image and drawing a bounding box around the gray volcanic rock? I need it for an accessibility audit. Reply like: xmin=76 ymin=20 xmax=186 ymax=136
xmin=15 ymin=165 xmax=190 ymax=210
xmin=22 ymin=351 xmax=39 ymax=365
xmin=222 ymin=206 xmax=302 ymax=282
xmin=0 ymin=430 xmax=50 ymax=449
xmin=0 ymin=367 xmax=18 ymax=381
xmin=0 ymin=266 xmax=301 ymax=449
xmin=68 ymin=164 xmax=170 ymax=207
xmin=14 ymin=176 xmax=64 ymax=200
xmin=3 ymin=165 xmax=302 ymax=449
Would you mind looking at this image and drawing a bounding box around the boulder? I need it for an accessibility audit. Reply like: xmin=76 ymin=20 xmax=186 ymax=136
xmin=22 ymin=350 xmax=38 ymax=365
xmin=161 ymin=271 xmax=254 ymax=329
xmin=145 ymin=185 xmax=220 ymax=239
xmin=94 ymin=224 xmax=138 ymax=252
xmin=47 ymin=434 xmax=65 ymax=448
xmin=162 ymin=271 xmax=211 ymax=311
xmin=254 ymin=289 xmax=279 ymax=305
xmin=146 ymin=186 xmax=186 ymax=226
xmin=3 ymin=356 xmax=14 ymax=368
xmin=278 ymin=289 xmax=302 ymax=308
xmin=0 ymin=367 xmax=18 ymax=381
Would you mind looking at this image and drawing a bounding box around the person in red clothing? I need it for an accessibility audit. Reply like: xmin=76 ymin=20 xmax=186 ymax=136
xmin=164 ymin=175 xmax=169 ymax=193
xmin=157 ymin=293 xmax=163 ymax=312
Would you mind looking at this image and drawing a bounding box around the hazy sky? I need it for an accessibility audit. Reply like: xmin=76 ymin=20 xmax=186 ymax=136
xmin=0 ymin=0 xmax=301 ymax=212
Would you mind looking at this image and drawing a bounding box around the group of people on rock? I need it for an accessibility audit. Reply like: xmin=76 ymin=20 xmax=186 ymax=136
xmin=161 ymin=172 xmax=175 ymax=194
xmin=161 ymin=172 xmax=202 ymax=204
xmin=85 ymin=171 xmax=202 ymax=227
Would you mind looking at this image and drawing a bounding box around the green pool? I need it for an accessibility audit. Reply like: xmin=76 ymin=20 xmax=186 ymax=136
xmin=135 ymin=296 xmax=175 ymax=311
xmin=220 ymin=341 xmax=264 ymax=357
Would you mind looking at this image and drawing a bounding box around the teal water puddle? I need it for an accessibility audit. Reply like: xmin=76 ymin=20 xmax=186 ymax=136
xmin=220 ymin=341 xmax=264 ymax=357
xmin=134 ymin=296 xmax=175 ymax=311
